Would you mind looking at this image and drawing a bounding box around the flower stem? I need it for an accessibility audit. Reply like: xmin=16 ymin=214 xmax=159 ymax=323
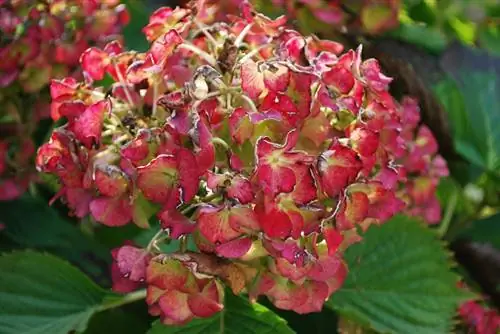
xmin=98 ymin=289 xmax=147 ymax=312
xmin=147 ymin=228 xmax=165 ymax=252
xmin=179 ymin=43 xmax=217 ymax=66
xmin=437 ymin=191 xmax=458 ymax=238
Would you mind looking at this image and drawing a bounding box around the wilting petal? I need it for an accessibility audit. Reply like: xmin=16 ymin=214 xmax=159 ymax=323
xmin=294 ymin=281 xmax=330 ymax=314
xmin=323 ymin=225 xmax=344 ymax=256
xmin=241 ymin=59 xmax=265 ymax=99
xmin=350 ymin=127 xmax=379 ymax=157
xmin=66 ymin=187 xmax=93 ymax=218
xmin=147 ymin=258 xmax=193 ymax=292
xmin=197 ymin=205 xmax=241 ymax=244
xmin=115 ymin=245 xmax=150 ymax=282
xmin=226 ymin=175 xmax=254 ymax=204
xmin=90 ymin=196 xmax=132 ymax=227
xmin=80 ymin=47 xmax=109 ymax=81
xmin=187 ymin=280 xmax=223 ymax=318
xmin=336 ymin=191 xmax=370 ymax=230
xmin=112 ymin=262 xmax=140 ymax=293
xmin=263 ymin=63 xmax=290 ymax=92
xmin=216 ymin=237 xmax=253 ymax=258
xmin=74 ymin=100 xmax=110 ymax=148
xmin=137 ymin=154 xmax=178 ymax=204
xmin=158 ymin=209 xmax=196 ymax=239
xmin=258 ymin=204 xmax=292 ymax=239
xmin=317 ymin=143 xmax=362 ymax=197
xmin=177 ymin=149 xmax=201 ymax=203
xmin=150 ymin=29 xmax=183 ymax=63
xmin=229 ymin=107 xmax=253 ymax=144
xmin=94 ymin=166 xmax=129 ymax=197
xmin=158 ymin=290 xmax=193 ymax=324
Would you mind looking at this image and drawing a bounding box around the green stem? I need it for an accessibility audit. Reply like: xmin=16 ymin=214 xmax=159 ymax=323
xmin=98 ymin=289 xmax=147 ymax=312
xmin=437 ymin=191 xmax=458 ymax=238
xmin=147 ymin=229 xmax=165 ymax=252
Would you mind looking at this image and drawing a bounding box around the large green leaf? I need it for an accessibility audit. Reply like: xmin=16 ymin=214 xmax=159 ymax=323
xmin=0 ymin=195 xmax=110 ymax=283
xmin=148 ymin=293 xmax=294 ymax=334
xmin=0 ymin=251 xmax=112 ymax=334
xmin=327 ymin=216 xmax=469 ymax=334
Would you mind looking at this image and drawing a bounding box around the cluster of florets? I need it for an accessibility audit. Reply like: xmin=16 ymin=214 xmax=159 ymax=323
xmin=186 ymin=0 xmax=400 ymax=35
xmin=0 ymin=0 xmax=128 ymax=200
xmin=36 ymin=1 xmax=445 ymax=325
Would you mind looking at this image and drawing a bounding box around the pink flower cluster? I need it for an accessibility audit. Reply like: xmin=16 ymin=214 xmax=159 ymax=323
xmin=36 ymin=1 xmax=446 ymax=325
xmin=459 ymin=293 xmax=500 ymax=334
xmin=0 ymin=0 xmax=128 ymax=200
xmin=186 ymin=0 xmax=400 ymax=35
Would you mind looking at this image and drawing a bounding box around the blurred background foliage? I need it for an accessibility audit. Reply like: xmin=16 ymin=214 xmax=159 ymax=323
xmin=0 ymin=0 xmax=499 ymax=333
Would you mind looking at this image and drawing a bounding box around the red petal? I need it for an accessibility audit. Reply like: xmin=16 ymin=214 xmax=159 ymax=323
xmin=121 ymin=130 xmax=152 ymax=163
xmin=289 ymin=165 xmax=317 ymax=205
xmin=228 ymin=206 xmax=260 ymax=233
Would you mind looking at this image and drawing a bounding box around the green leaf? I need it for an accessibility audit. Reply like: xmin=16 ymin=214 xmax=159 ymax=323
xmin=327 ymin=215 xmax=469 ymax=334
xmin=148 ymin=293 xmax=294 ymax=334
xmin=0 ymin=195 xmax=111 ymax=283
xmin=0 ymin=251 xmax=112 ymax=334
